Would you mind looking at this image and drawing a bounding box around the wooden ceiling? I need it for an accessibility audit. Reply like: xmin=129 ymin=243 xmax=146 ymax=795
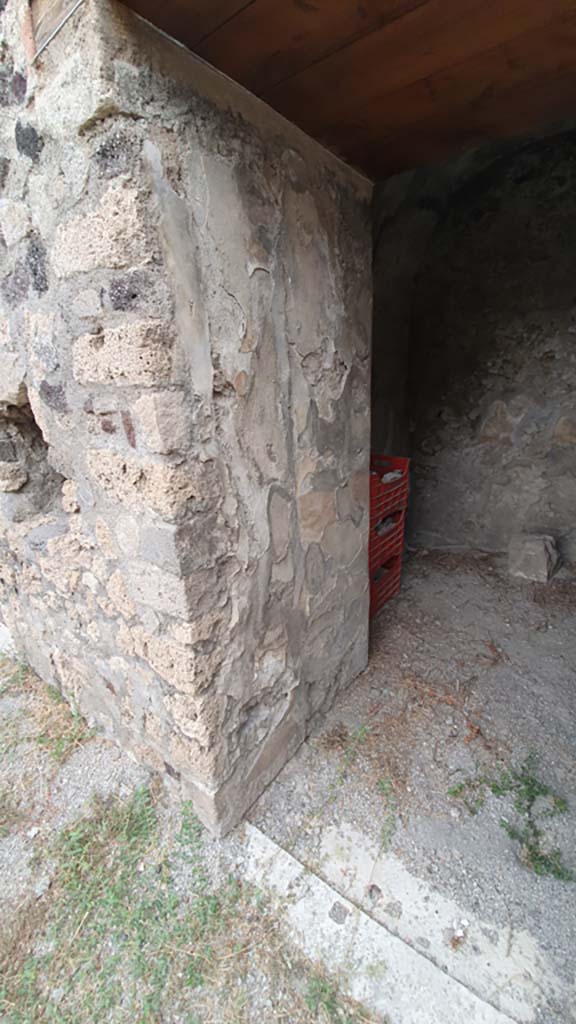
xmin=123 ymin=0 xmax=576 ymax=179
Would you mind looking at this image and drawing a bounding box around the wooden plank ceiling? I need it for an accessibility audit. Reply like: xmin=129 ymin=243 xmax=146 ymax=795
xmin=122 ymin=0 xmax=576 ymax=179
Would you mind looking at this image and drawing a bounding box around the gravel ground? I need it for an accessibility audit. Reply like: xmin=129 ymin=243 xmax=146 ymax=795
xmin=249 ymin=550 xmax=576 ymax=1022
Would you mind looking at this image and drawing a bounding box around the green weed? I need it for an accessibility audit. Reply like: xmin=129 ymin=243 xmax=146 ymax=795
xmin=305 ymin=973 xmax=358 ymax=1023
xmin=448 ymin=756 xmax=573 ymax=881
xmin=0 ymin=790 xmax=242 ymax=1023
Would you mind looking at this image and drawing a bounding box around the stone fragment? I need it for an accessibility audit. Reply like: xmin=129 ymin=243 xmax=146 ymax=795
xmin=0 ymin=460 xmax=28 ymax=491
xmin=73 ymin=321 xmax=174 ymax=386
xmin=553 ymin=415 xmax=576 ymax=445
xmin=52 ymin=182 xmax=155 ymax=277
xmin=0 ymin=350 xmax=27 ymax=405
xmin=132 ymin=390 xmax=191 ymax=452
xmin=479 ymin=400 xmax=514 ymax=443
xmin=107 ymin=571 xmax=136 ymax=619
xmin=14 ymin=121 xmax=44 ymax=162
xmin=26 ymin=235 xmax=48 ymax=293
xmin=0 ymin=200 xmax=31 ymax=247
xmin=1 ymin=262 xmax=28 ymax=308
xmin=508 ymin=534 xmax=559 ymax=582
xmin=61 ymin=480 xmax=80 ymax=513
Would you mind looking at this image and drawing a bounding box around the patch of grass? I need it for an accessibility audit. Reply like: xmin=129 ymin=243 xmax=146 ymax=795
xmin=500 ymin=819 xmax=574 ymax=881
xmin=0 ymin=661 xmax=91 ymax=766
xmin=0 ymin=786 xmax=22 ymax=839
xmin=0 ymin=661 xmax=31 ymax=699
xmin=448 ymin=756 xmax=573 ymax=881
xmin=305 ymin=974 xmax=358 ymax=1023
xmin=34 ymin=688 xmax=92 ymax=764
xmin=0 ymin=791 xmax=244 ymax=1023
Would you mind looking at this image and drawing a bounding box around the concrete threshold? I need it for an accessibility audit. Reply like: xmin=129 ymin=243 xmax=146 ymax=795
xmin=240 ymin=822 xmax=517 ymax=1024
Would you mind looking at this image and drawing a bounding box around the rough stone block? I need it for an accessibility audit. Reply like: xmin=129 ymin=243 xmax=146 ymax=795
xmin=126 ymin=561 xmax=190 ymax=618
xmin=0 ymin=460 xmax=28 ymax=492
xmin=508 ymin=534 xmax=559 ymax=582
xmin=87 ymin=449 xmax=217 ymax=519
xmin=73 ymin=321 xmax=175 ymax=386
xmin=0 ymin=350 xmax=27 ymax=406
xmin=52 ymin=182 xmax=156 ymax=277
xmin=132 ymin=390 xmax=191 ymax=451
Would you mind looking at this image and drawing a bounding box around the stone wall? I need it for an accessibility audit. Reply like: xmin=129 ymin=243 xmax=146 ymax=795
xmin=0 ymin=0 xmax=372 ymax=832
xmin=372 ymin=131 xmax=576 ymax=561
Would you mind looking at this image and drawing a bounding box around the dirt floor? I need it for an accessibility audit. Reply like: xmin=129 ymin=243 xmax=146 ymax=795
xmin=250 ymin=550 xmax=576 ymax=1024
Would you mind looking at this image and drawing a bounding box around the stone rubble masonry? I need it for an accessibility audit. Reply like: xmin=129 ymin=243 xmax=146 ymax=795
xmin=0 ymin=0 xmax=372 ymax=833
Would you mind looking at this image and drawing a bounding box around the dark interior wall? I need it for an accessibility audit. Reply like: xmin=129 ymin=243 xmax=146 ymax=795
xmin=372 ymin=129 xmax=576 ymax=562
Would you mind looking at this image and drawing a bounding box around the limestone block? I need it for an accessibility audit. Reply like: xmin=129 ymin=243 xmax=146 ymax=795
xmin=0 ymin=200 xmax=31 ymax=247
xmin=508 ymin=534 xmax=559 ymax=582
xmin=126 ymin=561 xmax=190 ymax=618
xmin=0 ymin=350 xmax=27 ymax=405
xmin=34 ymin=51 xmax=115 ymax=139
xmin=132 ymin=390 xmax=191 ymax=452
xmin=52 ymin=182 xmax=155 ymax=277
xmin=0 ymin=460 xmax=28 ymax=491
xmin=87 ymin=449 xmax=214 ymax=519
xmin=73 ymin=321 xmax=175 ymax=386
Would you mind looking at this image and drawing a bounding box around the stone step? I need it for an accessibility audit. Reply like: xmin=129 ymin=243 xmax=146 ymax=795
xmin=240 ymin=823 xmax=519 ymax=1024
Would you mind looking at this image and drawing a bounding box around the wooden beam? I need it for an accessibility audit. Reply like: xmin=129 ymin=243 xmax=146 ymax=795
xmin=262 ymin=0 xmax=574 ymax=141
xmin=196 ymin=0 xmax=430 ymax=94
xmin=338 ymin=14 xmax=576 ymax=176
xmin=123 ymin=0 xmax=254 ymax=52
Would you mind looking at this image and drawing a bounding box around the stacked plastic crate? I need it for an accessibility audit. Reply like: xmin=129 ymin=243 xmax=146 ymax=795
xmin=369 ymin=455 xmax=410 ymax=617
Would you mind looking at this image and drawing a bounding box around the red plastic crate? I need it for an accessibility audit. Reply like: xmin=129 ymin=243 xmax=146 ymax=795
xmin=370 ymin=553 xmax=403 ymax=616
xmin=370 ymin=455 xmax=409 ymax=522
xmin=368 ymin=508 xmax=405 ymax=571
xmin=369 ymin=456 xmax=409 ymax=617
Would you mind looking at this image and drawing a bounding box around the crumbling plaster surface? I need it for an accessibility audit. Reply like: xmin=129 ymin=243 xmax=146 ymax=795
xmin=372 ymin=131 xmax=576 ymax=562
xmin=0 ymin=0 xmax=372 ymax=832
